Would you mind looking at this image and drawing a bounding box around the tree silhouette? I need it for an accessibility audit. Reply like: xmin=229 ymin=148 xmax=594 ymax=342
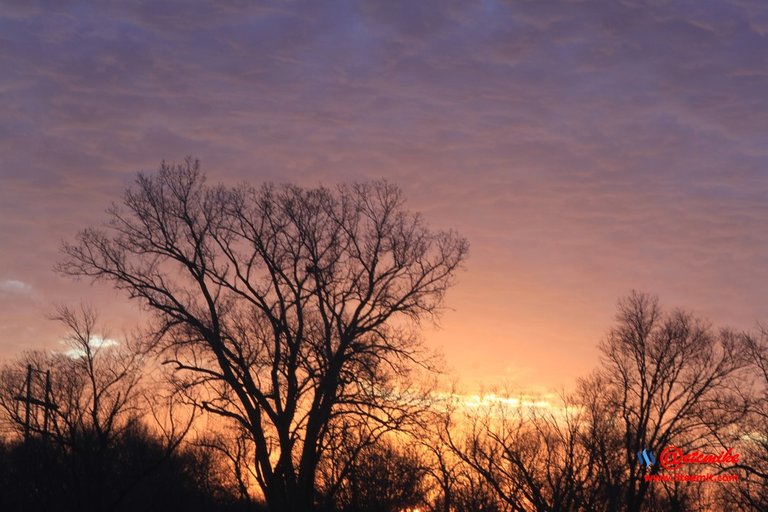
xmin=442 ymin=292 xmax=751 ymax=512
xmin=318 ymin=437 xmax=428 ymax=512
xmin=442 ymin=391 xmax=601 ymax=512
xmin=717 ymin=328 xmax=768 ymax=510
xmin=584 ymin=291 xmax=749 ymax=512
xmin=0 ymin=305 xmax=202 ymax=511
xmin=57 ymin=159 xmax=468 ymax=511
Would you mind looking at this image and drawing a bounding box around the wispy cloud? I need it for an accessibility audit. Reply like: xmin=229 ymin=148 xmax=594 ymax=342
xmin=63 ymin=336 xmax=119 ymax=359
xmin=0 ymin=279 xmax=32 ymax=294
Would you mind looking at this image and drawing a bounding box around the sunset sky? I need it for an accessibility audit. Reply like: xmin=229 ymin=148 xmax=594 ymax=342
xmin=2 ymin=0 xmax=768 ymax=393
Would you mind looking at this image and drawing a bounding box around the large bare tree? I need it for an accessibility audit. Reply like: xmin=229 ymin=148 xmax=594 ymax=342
xmin=57 ymin=159 xmax=468 ymax=511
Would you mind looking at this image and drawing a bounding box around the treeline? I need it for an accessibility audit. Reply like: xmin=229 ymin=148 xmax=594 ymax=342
xmin=0 ymin=305 xmax=251 ymax=512
xmin=1 ymin=292 xmax=766 ymax=511
xmin=1 ymin=164 xmax=766 ymax=511
xmin=2 ymin=302 xmax=767 ymax=512
xmin=426 ymin=292 xmax=768 ymax=512
xmin=0 ymin=422 xmax=250 ymax=512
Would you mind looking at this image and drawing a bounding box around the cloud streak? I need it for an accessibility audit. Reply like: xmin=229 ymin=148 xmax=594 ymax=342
xmin=0 ymin=279 xmax=31 ymax=294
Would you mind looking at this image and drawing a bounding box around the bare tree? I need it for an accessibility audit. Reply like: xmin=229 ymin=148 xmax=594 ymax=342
xmin=444 ymin=392 xmax=600 ymax=512
xmin=572 ymin=373 xmax=625 ymax=511
xmin=420 ymin=421 xmax=464 ymax=512
xmin=440 ymin=293 xmax=750 ymax=512
xmin=318 ymin=436 xmax=429 ymax=512
xmin=57 ymin=159 xmax=468 ymax=511
xmin=590 ymin=291 xmax=749 ymax=512
xmin=448 ymin=470 xmax=508 ymax=512
xmin=194 ymin=425 xmax=259 ymax=504
xmin=0 ymin=304 xmax=189 ymax=511
xmin=0 ymin=305 xmax=143 ymax=449
xmin=715 ymin=328 xmax=768 ymax=510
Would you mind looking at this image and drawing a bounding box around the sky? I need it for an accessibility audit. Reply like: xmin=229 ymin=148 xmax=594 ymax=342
xmin=2 ymin=0 xmax=768 ymax=392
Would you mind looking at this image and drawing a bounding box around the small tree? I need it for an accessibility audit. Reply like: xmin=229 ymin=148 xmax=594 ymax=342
xmin=0 ymin=305 xmax=183 ymax=511
xmin=0 ymin=305 xmax=144 ymax=448
xmin=318 ymin=437 xmax=429 ymax=512
xmin=58 ymin=159 xmax=468 ymax=511
xmin=444 ymin=393 xmax=598 ymax=512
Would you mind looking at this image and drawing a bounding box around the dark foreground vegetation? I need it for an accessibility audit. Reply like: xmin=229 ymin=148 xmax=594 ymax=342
xmin=1 ymin=161 xmax=767 ymax=511
xmin=0 ymin=425 xmax=252 ymax=512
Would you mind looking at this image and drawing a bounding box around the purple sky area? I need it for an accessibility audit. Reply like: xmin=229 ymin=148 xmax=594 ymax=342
xmin=2 ymin=0 xmax=768 ymax=391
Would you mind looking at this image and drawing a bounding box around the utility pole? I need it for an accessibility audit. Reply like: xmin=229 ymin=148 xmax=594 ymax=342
xmin=23 ymin=364 xmax=31 ymax=442
xmin=14 ymin=365 xmax=57 ymax=443
xmin=42 ymin=370 xmax=52 ymax=442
